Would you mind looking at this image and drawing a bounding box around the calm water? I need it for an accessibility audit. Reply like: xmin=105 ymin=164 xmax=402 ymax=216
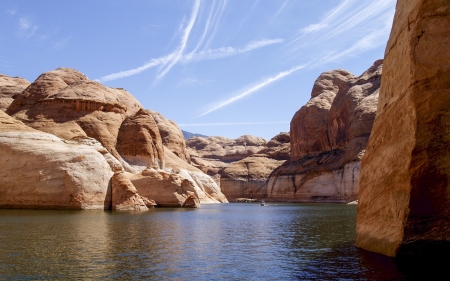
xmin=0 ymin=203 xmax=409 ymax=280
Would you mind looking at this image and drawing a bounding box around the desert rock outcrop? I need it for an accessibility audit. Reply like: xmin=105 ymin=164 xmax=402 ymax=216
xmin=1 ymin=68 xmax=229 ymax=209
xmin=356 ymin=0 xmax=450 ymax=257
xmin=266 ymin=60 xmax=382 ymax=202
xmin=0 ymin=74 xmax=30 ymax=112
xmin=6 ymin=68 xmax=162 ymax=173
xmin=0 ymin=111 xmax=114 ymax=209
xmin=148 ymin=110 xmax=190 ymax=163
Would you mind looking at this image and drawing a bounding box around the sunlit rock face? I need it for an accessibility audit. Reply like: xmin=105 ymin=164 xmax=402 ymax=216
xmin=1 ymin=68 xmax=228 ymax=209
xmin=148 ymin=110 xmax=191 ymax=163
xmin=6 ymin=68 xmax=164 ymax=173
xmin=356 ymin=0 xmax=450 ymax=257
xmin=0 ymin=111 xmax=114 ymax=209
xmin=266 ymin=60 xmax=382 ymax=202
xmin=218 ymin=132 xmax=290 ymax=200
xmin=0 ymin=74 xmax=30 ymax=112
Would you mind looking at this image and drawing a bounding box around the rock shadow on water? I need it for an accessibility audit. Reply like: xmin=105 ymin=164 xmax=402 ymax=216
xmin=294 ymin=242 xmax=450 ymax=280
xmin=293 ymin=243 xmax=403 ymax=280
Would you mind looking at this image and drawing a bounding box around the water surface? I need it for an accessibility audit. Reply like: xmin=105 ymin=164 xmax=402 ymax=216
xmin=0 ymin=203 xmax=408 ymax=280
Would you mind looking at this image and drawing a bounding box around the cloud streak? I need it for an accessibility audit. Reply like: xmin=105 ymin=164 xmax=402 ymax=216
xmin=183 ymin=38 xmax=283 ymax=62
xmin=179 ymin=121 xmax=289 ymax=127
xmin=198 ymin=63 xmax=307 ymax=117
xmin=18 ymin=17 xmax=38 ymax=39
xmin=155 ymin=0 xmax=201 ymax=80
xmin=97 ymin=38 xmax=282 ymax=82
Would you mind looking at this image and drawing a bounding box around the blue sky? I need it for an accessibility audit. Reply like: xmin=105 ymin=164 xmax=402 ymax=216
xmin=0 ymin=0 xmax=396 ymax=140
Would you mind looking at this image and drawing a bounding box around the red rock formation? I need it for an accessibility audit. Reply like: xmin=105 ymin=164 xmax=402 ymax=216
xmin=7 ymin=68 xmax=164 ymax=172
xmin=111 ymin=172 xmax=148 ymax=211
xmin=1 ymin=68 xmax=229 ymax=209
xmin=148 ymin=110 xmax=190 ymax=163
xmin=356 ymin=0 xmax=450 ymax=257
xmin=116 ymin=109 xmax=164 ymax=169
xmin=266 ymin=60 xmax=382 ymax=202
xmin=0 ymin=111 xmax=114 ymax=209
xmin=0 ymin=74 xmax=30 ymax=112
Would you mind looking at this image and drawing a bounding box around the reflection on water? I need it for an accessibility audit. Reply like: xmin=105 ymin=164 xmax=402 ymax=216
xmin=0 ymin=204 xmax=411 ymax=280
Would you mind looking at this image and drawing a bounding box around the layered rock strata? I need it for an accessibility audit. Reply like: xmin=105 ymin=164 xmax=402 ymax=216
xmin=356 ymin=0 xmax=450 ymax=257
xmin=187 ymin=135 xmax=268 ymax=176
xmin=219 ymin=132 xmax=290 ymax=200
xmin=266 ymin=60 xmax=382 ymax=202
xmin=1 ymin=68 xmax=228 ymax=209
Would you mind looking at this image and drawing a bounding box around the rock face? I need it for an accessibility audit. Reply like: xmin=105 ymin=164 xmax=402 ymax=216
xmin=6 ymin=68 xmax=162 ymax=173
xmin=187 ymin=135 xmax=268 ymax=176
xmin=266 ymin=60 xmax=382 ymax=202
xmin=148 ymin=110 xmax=190 ymax=163
xmin=1 ymin=68 xmax=229 ymax=209
xmin=356 ymin=0 xmax=450 ymax=257
xmin=0 ymin=111 xmax=114 ymax=209
xmin=0 ymin=74 xmax=30 ymax=112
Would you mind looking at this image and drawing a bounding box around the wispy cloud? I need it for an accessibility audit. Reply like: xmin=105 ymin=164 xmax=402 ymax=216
xmin=7 ymin=9 xmax=17 ymax=15
xmin=313 ymin=12 xmax=394 ymax=66
xmin=97 ymin=55 xmax=173 ymax=82
xmin=54 ymin=36 xmax=70 ymax=49
xmin=156 ymin=0 xmax=201 ymax=81
xmin=183 ymin=38 xmax=283 ymax=62
xmin=290 ymin=0 xmax=395 ymax=48
xmin=204 ymin=0 xmax=228 ymax=48
xmin=198 ymin=63 xmax=307 ymax=117
xmin=179 ymin=121 xmax=289 ymax=127
xmin=97 ymin=38 xmax=282 ymax=82
xmin=18 ymin=17 xmax=38 ymax=39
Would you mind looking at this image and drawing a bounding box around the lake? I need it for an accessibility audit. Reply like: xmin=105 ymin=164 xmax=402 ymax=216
xmin=0 ymin=203 xmax=411 ymax=280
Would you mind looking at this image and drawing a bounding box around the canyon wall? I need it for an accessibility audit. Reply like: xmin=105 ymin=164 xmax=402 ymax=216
xmin=356 ymin=0 xmax=450 ymax=257
xmin=0 ymin=68 xmax=228 ymax=209
xmin=266 ymin=60 xmax=382 ymax=202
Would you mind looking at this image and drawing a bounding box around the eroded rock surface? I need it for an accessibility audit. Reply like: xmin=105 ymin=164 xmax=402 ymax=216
xmin=356 ymin=0 xmax=450 ymax=257
xmin=148 ymin=110 xmax=190 ymax=163
xmin=0 ymin=74 xmax=30 ymax=112
xmin=266 ymin=60 xmax=382 ymax=202
xmin=0 ymin=111 xmax=113 ymax=209
xmin=1 ymin=68 xmax=228 ymax=209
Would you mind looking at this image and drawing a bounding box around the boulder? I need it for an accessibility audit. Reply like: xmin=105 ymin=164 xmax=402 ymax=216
xmin=111 ymin=172 xmax=148 ymax=211
xmin=356 ymin=0 xmax=450 ymax=257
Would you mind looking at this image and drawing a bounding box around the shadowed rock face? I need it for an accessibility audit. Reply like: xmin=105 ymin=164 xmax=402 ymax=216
xmin=356 ymin=0 xmax=450 ymax=257
xmin=266 ymin=60 xmax=382 ymax=202
xmin=0 ymin=74 xmax=30 ymax=112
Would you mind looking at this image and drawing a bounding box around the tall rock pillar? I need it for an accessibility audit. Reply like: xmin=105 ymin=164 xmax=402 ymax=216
xmin=356 ymin=0 xmax=450 ymax=256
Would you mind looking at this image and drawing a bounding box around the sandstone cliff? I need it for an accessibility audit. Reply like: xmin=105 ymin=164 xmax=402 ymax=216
xmin=356 ymin=0 xmax=450 ymax=257
xmin=219 ymin=132 xmax=290 ymax=200
xmin=266 ymin=60 xmax=382 ymax=202
xmin=1 ymin=68 xmax=228 ymax=209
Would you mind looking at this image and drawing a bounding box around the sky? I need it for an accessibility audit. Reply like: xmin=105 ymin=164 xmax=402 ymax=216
xmin=0 ymin=0 xmax=396 ymax=140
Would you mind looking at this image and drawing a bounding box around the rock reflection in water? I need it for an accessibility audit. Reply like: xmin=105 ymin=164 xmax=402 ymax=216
xmin=0 ymin=204 xmax=427 ymax=280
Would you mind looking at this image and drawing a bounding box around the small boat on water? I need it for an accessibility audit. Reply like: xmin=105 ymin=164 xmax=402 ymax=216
xmin=260 ymin=200 xmax=265 ymax=206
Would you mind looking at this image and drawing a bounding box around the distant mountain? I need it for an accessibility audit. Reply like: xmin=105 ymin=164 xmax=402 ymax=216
xmin=182 ymin=130 xmax=207 ymax=140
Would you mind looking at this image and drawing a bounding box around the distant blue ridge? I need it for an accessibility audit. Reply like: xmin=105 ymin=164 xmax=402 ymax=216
xmin=182 ymin=130 xmax=207 ymax=140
